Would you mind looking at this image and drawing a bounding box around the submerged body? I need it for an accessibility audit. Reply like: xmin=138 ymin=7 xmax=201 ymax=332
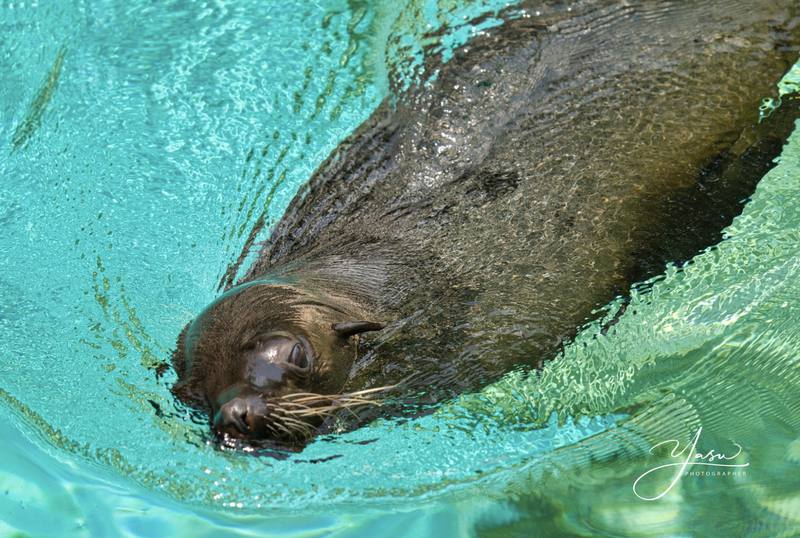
xmin=172 ymin=0 xmax=800 ymax=447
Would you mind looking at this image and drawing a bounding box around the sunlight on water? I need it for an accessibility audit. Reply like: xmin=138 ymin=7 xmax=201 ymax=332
xmin=1 ymin=1 xmax=799 ymax=536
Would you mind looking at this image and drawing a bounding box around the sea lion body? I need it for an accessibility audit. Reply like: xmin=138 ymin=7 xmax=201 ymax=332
xmin=172 ymin=0 xmax=800 ymax=447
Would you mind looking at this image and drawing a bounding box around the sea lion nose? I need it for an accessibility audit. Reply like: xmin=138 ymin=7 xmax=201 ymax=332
xmin=214 ymin=398 xmax=249 ymax=436
xmin=214 ymin=395 xmax=264 ymax=437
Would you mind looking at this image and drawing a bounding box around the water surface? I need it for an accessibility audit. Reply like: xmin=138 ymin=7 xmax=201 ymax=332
xmin=2 ymin=1 xmax=800 ymax=536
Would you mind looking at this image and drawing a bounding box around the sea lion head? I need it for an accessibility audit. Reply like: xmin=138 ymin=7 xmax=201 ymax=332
xmin=170 ymin=279 xmax=384 ymax=447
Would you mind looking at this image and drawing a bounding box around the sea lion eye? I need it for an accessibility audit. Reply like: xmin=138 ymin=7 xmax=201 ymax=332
xmin=245 ymin=335 xmax=310 ymax=371
xmin=288 ymin=343 xmax=308 ymax=369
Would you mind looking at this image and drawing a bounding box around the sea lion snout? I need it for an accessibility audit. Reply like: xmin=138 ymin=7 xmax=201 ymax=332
xmin=213 ymin=393 xmax=269 ymax=439
xmin=211 ymin=333 xmax=316 ymax=440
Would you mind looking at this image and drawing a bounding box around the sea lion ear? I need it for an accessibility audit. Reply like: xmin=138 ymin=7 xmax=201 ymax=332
xmin=331 ymin=321 xmax=385 ymax=339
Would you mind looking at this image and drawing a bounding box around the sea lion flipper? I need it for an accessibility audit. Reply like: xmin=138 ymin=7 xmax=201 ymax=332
xmin=332 ymin=321 xmax=385 ymax=339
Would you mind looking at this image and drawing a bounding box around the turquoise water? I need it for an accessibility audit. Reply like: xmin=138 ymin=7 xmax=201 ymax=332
xmin=2 ymin=1 xmax=800 ymax=536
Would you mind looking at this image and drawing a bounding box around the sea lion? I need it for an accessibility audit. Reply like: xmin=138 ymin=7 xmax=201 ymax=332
xmin=171 ymin=0 xmax=800 ymax=448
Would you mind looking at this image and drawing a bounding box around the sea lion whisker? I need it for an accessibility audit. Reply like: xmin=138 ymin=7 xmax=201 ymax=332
xmin=263 ymin=422 xmax=282 ymax=437
xmin=269 ymin=420 xmax=293 ymax=436
xmin=277 ymin=406 xmax=308 ymax=418
xmin=284 ymin=390 xmax=388 ymax=406
xmin=295 ymin=404 xmax=362 ymax=421
xmin=282 ymin=421 xmax=316 ymax=440
xmin=283 ymin=393 xmax=349 ymax=403
xmin=273 ymin=407 xmax=315 ymax=424
xmin=340 ymin=404 xmax=364 ymax=422
xmin=273 ymin=401 xmax=312 ymax=411
xmin=292 ymin=406 xmax=336 ymax=416
xmin=293 ymin=398 xmax=382 ymax=418
xmin=282 ymin=395 xmax=333 ymax=405
xmin=284 ymin=388 xmax=394 ymax=401
xmin=338 ymin=397 xmax=382 ymax=406
xmin=281 ymin=392 xmax=329 ymax=401
xmin=294 ymin=405 xmax=354 ymax=418
xmin=281 ymin=415 xmax=316 ymax=432
xmin=341 ymin=385 xmax=397 ymax=397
